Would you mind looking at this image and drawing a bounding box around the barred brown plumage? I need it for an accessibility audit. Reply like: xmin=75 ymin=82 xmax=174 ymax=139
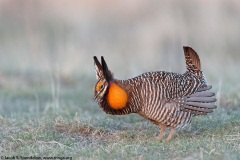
xmin=93 ymin=46 xmax=217 ymax=141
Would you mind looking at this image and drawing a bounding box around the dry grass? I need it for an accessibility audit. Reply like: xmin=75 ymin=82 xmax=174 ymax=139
xmin=0 ymin=75 xmax=239 ymax=159
xmin=0 ymin=1 xmax=240 ymax=159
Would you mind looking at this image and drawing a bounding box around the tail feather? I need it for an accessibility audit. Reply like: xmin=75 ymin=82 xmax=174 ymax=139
xmin=182 ymin=85 xmax=217 ymax=116
xmin=183 ymin=46 xmax=201 ymax=73
xmin=183 ymin=46 xmax=206 ymax=82
xmin=188 ymin=91 xmax=215 ymax=98
xmin=186 ymin=102 xmax=217 ymax=109
xmin=184 ymin=105 xmax=213 ymax=113
xmin=184 ymin=110 xmax=208 ymax=115
xmin=195 ymin=85 xmax=212 ymax=92
xmin=187 ymin=97 xmax=217 ymax=103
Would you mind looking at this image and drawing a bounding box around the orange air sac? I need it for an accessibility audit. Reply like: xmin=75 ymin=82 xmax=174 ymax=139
xmin=107 ymin=82 xmax=128 ymax=110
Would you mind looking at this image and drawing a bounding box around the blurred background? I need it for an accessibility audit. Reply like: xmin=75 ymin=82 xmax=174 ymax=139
xmin=0 ymin=0 xmax=240 ymax=112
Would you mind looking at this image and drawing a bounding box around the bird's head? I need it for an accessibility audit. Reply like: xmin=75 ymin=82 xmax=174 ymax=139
xmin=93 ymin=56 xmax=113 ymax=101
xmin=93 ymin=56 xmax=128 ymax=111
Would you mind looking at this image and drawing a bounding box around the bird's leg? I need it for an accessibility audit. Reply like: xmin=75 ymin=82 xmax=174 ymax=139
xmin=157 ymin=124 xmax=166 ymax=141
xmin=166 ymin=127 xmax=175 ymax=142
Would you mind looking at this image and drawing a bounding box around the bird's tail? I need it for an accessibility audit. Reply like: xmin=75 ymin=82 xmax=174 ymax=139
xmin=183 ymin=46 xmax=206 ymax=83
xmin=182 ymin=85 xmax=217 ymax=116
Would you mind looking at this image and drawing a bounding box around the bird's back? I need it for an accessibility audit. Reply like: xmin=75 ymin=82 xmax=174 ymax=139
xmin=123 ymin=70 xmax=206 ymax=128
xmin=123 ymin=47 xmax=216 ymax=128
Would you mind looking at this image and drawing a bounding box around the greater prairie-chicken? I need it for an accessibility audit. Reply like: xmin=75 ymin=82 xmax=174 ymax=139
xmin=93 ymin=46 xmax=217 ymax=141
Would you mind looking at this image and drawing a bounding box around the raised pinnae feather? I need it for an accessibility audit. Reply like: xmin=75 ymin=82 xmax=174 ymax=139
xmin=94 ymin=56 xmax=102 ymax=70
xmin=101 ymin=56 xmax=108 ymax=73
xmin=101 ymin=56 xmax=113 ymax=81
xmin=93 ymin=56 xmax=104 ymax=79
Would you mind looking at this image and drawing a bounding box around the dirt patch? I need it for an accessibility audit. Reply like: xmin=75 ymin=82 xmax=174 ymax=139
xmin=52 ymin=117 xmax=148 ymax=142
xmin=0 ymin=117 xmax=11 ymax=126
xmin=52 ymin=117 xmax=118 ymax=141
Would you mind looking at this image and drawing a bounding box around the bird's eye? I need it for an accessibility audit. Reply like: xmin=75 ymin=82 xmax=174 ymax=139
xmin=96 ymin=81 xmax=104 ymax=91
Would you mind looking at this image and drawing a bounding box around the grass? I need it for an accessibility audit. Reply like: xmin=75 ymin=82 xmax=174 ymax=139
xmin=0 ymin=1 xmax=240 ymax=159
xmin=0 ymin=73 xmax=239 ymax=160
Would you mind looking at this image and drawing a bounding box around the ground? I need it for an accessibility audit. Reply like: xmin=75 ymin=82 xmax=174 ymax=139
xmin=0 ymin=73 xmax=239 ymax=160
xmin=1 ymin=1 xmax=240 ymax=159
